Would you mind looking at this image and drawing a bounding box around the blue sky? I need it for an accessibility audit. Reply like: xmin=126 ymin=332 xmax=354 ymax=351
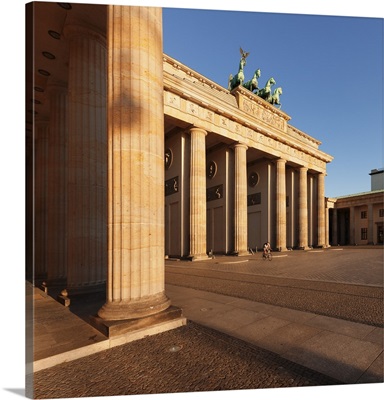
xmin=162 ymin=7 xmax=383 ymax=198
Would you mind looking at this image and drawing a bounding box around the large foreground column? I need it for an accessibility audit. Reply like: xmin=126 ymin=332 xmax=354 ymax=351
xmin=98 ymin=6 xmax=170 ymax=320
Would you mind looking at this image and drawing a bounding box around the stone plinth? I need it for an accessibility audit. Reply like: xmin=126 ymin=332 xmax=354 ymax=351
xmin=91 ymin=306 xmax=184 ymax=338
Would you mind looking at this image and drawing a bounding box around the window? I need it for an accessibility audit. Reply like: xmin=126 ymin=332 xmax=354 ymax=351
xmin=379 ymin=209 xmax=384 ymax=217
xmin=361 ymin=228 xmax=368 ymax=240
xmin=361 ymin=211 xmax=367 ymax=219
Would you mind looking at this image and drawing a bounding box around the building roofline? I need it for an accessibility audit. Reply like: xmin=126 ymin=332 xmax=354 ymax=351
xmin=330 ymin=189 xmax=384 ymax=200
xmin=369 ymin=168 xmax=384 ymax=176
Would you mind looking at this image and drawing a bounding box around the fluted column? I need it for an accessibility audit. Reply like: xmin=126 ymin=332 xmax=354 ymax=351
xmin=276 ymin=158 xmax=287 ymax=251
xmin=46 ymin=85 xmax=68 ymax=286
xmin=325 ymin=203 xmax=330 ymax=247
xmin=234 ymin=143 xmax=248 ymax=255
xmin=34 ymin=120 xmax=49 ymax=280
xmin=98 ymin=6 xmax=170 ymax=320
xmin=64 ymin=24 xmax=107 ymax=293
xmin=332 ymin=208 xmax=338 ymax=246
xmin=317 ymin=173 xmax=325 ymax=248
xmin=298 ymin=167 xmax=308 ymax=249
xmin=189 ymin=127 xmax=208 ymax=260
xmin=349 ymin=206 xmax=355 ymax=245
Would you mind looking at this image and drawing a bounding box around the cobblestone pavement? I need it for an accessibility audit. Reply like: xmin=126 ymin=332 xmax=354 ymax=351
xmin=32 ymin=247 xmax=382 ymax=398
xmin=165 ymin=248 xmax=384 ymax=327
xmin=32 ymin=321 xmax=340 ymax=399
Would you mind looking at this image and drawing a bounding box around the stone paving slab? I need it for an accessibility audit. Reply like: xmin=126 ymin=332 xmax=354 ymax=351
xmin=283 ymin=331 xmax=383 ymax=384
xmin=165 ymin=284 xmax=384 ymax=384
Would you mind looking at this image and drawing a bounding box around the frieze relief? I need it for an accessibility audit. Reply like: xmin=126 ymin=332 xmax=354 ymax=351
xmin=187 ymin=101 xmax=199 ymax=116
xmin=164 ymin=90 xmax=328 ymax=171
xmin=205 ymin=109 xmax=214 ymax=122
xmin=243 ymin=98 xmax=285 ymax=131
xmin=165 ymin=91 xmax=180 ymax=108
xmin=242 ymin=99 xmax=258 ymax=118
xmin=220 ymin=116 xmax=229 ymax=128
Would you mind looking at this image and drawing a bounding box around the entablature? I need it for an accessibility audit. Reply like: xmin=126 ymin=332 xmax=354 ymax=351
xmin=163 ymin=54 xmax=333 ymax=173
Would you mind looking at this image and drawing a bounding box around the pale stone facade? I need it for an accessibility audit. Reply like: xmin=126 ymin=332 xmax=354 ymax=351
xmin=26 ymin=3 xmax=333 ymax=334
xmin=163 ymin=55 xmax=333 ymax=256
xmin=327 ymin=170 xmax=384 ymax=246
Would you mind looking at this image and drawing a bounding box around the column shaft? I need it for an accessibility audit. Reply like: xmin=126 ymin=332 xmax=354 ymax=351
xmin=325 ymin=203 xmax=330 ymax=247
xmin=65 ymin=24 xmax=107 ymax=292
xmin=298 ymin=167 xmax=308 ymax=249
xmin=332 ymin=208 xmax=338 ymax=246
xmin=35 ymin=120 xmax=49 ymax=280
xmin=98 ymin=6 xmax=170 ymax=320
xmin=189 ymin=127 xmax=208 ymax=260
xmin=350 ymin=206 xmax=355 ymax=245
xmin=276 ymin=159 xmax=287 ymax=251
xmin=46 ymin=86 xmax=68 ymax=286
xmin=317 ymin=173 xmax=325 ymax=247
xmin=234 ymin=143 xmax=248 ymax=255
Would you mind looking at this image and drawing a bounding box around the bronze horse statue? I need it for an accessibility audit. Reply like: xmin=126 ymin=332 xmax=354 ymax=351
xmin=270 ymin=87 xmax=283 ymax=108
xmin=257 ymin=77 xmax=276 ymax=102
xmin=242 ymin=68 xmax=261 ymax=93
xmin=228 ymin=47 xmax=250 ymax=91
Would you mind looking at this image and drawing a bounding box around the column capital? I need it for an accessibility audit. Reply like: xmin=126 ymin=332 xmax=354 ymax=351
xmin=232 ymin=142 xmax=248 ymax=151
xmin=275 ymin=157 xmax=287 ymax=165
xmin=189 ymin=126 xmax=207 ymax=136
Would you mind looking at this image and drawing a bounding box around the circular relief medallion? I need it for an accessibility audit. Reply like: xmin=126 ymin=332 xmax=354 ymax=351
xmin=207 ymin=161 xmax=217 ymax=179
xmin=248 ymin=171 xmax=259 ymax=187
xmin=165 ymin=148 xmax=173 ymax=169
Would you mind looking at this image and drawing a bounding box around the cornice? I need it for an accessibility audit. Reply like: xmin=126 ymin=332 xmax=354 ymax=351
xmin=163 ymin=53 xmax=333 ymax=165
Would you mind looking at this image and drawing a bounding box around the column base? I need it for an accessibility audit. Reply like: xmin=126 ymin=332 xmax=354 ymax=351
xmin=97 ymin=291 xmax=171 ymax=321
xmin=276 ymin=247 xmax=287 ymax=252
xmin=232 ymin=250 xmax=249 ymax=256
xmin=90 ymin=305 xmax=184 ymax=338
xmin=187 ymin=254 xmax=209 ymax=261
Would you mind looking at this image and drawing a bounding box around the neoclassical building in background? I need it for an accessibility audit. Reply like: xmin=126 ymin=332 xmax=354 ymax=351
xmin=26 ymin=3 xmax=333 ymax=332
xmin=327 ymin=169 xmax=384 ymax=246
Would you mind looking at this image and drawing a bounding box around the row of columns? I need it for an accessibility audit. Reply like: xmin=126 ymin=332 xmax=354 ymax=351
xmin=188 ymin=128 xmax=327 ymax=258
xmin=34 ymin=22 xmax=108 ymax=291
xmin=33 ymin=6 xmax=170 ymax=321
xmin=32 ymin=5 xmax=327 ymax=326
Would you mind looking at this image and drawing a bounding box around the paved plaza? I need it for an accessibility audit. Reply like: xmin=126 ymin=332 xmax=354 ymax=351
xmin=29 ymin=247 xmax=383 ymax=398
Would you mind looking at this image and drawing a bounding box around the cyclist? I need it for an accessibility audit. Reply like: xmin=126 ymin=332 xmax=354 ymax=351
xmin=263 ymin=242 xmax=271 ymax=258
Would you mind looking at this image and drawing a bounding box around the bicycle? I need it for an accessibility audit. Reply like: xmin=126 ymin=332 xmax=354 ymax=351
xmin=262 ymin=249 xmax=272 ymax=261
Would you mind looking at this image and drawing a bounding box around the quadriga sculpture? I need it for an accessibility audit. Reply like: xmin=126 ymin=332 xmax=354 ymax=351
xmin=228 ymin=47 xmax=250 ymax=91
